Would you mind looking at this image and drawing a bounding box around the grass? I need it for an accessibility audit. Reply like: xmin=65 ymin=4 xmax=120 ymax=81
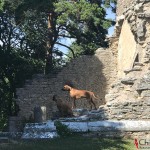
xmin=0 ymin=135 xmax=135 ymax=150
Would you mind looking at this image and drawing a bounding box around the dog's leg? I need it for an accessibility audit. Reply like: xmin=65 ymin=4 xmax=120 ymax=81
xmin=91 ymin=98 xmax=97 ymax=110
xmin=73 ymin=99 xmax=76 ymax=109
xmin=88 ymin=99 xmax=93 ymax=110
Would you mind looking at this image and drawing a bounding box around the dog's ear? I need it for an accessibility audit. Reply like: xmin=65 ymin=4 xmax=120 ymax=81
xmin=64 ymin=81 xmax=74 ymax=88
xmin=61 ymin=88 xmax=65 ymax=91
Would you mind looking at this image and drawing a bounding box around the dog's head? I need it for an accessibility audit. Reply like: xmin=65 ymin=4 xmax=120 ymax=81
xmin=62 ymin=85 xmax=71 ymax=91
xmin=53 ymin=95 xmax=63 ymax=103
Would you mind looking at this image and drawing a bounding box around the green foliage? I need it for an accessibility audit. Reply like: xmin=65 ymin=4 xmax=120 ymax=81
xmin=103 ymin=0 xmax=117 ymax=13
xmin=0 ymin=136 xmax=135 ymax=150
xmin=0 ymin=7 xmax=45 ymax=131
xmin=6 ymin=0 xmax=116 ymax=65
xmin=0 ymin=111 xmax=7 ymax=131
xmin=0 ymin=0 xmax=4 ymax=11
xmin=55 ymin=0 xmax=112 ymax=57
xmin=55 ymin=121 xmax=73 ymax=137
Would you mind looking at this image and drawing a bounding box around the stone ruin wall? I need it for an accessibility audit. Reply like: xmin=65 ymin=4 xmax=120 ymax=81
xmin=16 ymin=49 xmax=117 ymax=120
xmin=16 ymin=0 xmax=150 ymax=123
xmin=103 ymin=0 xmax=150 ymax=120
xmin=116 ymin=0 xmax=136 ymax=16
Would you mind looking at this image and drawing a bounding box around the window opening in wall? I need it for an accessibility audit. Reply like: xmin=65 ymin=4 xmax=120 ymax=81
xmin=132 ymin=53 xmax=139 ymax=68
xmin=135 ymin=54 xmax=139 ymax=62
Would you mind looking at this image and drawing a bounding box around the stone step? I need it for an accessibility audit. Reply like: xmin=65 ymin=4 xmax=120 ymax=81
xmin=0 ymin=132 xmax=22 ymax=137
xmin=59 ymin=120 xmax=150 ymax=132
xmin=24 ymin=127 xmax=54 ymax=133
xmin=0 ymin=137 xmax=9 ymax=143
xmin=22 ymin=131 xmax=58 ymax=139
xmin=21 ymin=117 xmax=150 ymax=139
xmin=23 ymin=119 xmax=150 ymax=134
xmin=22 ymin=121 xmax=58 ymax=139
xmin=0 ymin=132 xmax=22 ymax=141
xmin=23 ymin=121 xmax=56 ymax=133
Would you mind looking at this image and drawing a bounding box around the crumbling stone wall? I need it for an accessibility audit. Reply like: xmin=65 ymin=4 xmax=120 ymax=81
xmin=16 ymin=49 xmax=117 ymax=120
xmin=116 ymin=0 xmax=136 ymax=16
xmin=105 ymin=0 xmax=150 ymax=115
xmin=89 ymin=98 xmax=150 ymax=120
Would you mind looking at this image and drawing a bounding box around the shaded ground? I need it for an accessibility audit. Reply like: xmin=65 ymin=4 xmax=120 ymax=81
xmin=0 ymin=135 xmax=135 ymax=150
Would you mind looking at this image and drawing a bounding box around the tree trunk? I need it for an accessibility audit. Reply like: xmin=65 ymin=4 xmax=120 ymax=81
xmin=45 ymin=13 xmax=53 ymax=74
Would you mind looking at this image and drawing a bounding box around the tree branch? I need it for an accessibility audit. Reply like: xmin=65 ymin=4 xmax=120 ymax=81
xmin=56 ymin=42 xmax=75 ymax=58
xmin=58 ymin=34 xmax=74 ymax=39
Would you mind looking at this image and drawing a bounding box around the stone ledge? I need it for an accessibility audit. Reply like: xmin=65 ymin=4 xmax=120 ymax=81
xmin=138 ymin=13 xmax=150 ymax=18
xmin=0 ymin=132 xmax=22 ymax=139
xmin=62 ymin=122 xmax=88 ymax=132
xmin=61 ymin=120 xmax=150 ymax=132
xmin=138 ymin=0 xmax=150 ymax=2
xmin=124 ymin=68 xmax=142 ymax=74
xmin=121 ymin=77 xmax=136 ymax=85
xmin=21 ymin=120 xmax=150 ymax=139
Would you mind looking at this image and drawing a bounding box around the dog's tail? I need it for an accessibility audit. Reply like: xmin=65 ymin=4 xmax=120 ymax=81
xmin=92 ymin=93 xmax=102 ymax=100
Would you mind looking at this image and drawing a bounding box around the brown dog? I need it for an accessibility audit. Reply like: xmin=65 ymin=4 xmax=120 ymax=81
xmin=62 ymin=85 xmax=98 ymax=110
xmin=52 ymin=95 xmax=73 ymax=117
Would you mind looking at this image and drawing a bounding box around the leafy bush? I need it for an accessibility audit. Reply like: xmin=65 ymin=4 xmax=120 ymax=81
xmin=55 ymin=121 xmax=73 ymax=137
xmin=0 ymin=116 xmax=7 ymax=131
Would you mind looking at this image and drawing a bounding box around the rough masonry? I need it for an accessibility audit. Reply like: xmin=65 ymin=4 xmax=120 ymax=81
xmin=16 ymin=49 xmax=117 ymax=120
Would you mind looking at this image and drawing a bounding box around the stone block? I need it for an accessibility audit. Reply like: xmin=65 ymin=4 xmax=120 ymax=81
xmin=141 ymin=90 xmax=150 ymax=97
xmin=22 ymin=131 xmax=58 ymax=139
xmin=121 ymin=77 xmax=136 ymax=85
xmin=22 ymin=121 xmax=57 ymax=139
xmin=88 ymin=120 xmax=150 ymax=132
xmin=136 ymin=72 xmax=150 ymax=91
xmin=137 ymin=21 xmax=145 ymax=38
xmin=34 ymin=106 xmax=47 ymax=123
